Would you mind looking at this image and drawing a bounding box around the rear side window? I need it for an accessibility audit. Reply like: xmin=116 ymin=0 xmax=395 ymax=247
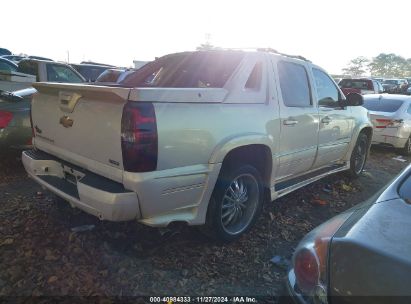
xmin=46 ymin=64 xmax=84 ymax=83
xmin=120 ymin=52 xmax=244 ymax=88
xmin=245 ymin=62 xmax=262 ymax=90
xmin=363 ymin=98 xmax=404 ymax=112
xmin=278 ymin=61 xmax=311 ymax=107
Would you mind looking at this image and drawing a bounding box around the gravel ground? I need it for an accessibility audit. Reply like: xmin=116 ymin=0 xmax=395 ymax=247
xmin=0 ymin=146 xmax=409 ymax=299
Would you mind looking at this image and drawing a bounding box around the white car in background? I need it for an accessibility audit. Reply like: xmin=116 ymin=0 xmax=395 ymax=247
xmin=363 ymin=94 xmax=411 ymax=155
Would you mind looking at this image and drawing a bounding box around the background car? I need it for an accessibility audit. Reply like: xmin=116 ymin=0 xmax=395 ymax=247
xmin=0 ymin=60 xmax=85 ymax=150
xmin=0 ymin=57 xmax=18 ymax=73
xmin=71 ymin=62 xmax=115 ymax=82
xmin=382 ymin=79 xmax=402 ymax=93
xmin=362 ymin=94 xmax=411 ymax=155
xmin=28 ymin=55 xmax=53 ymax=61
xmin=338 ymin=78 xmax=383 ymax=95
xmin=95 ymin=68 xmax=136 ymax=83
xmin=286 ymin=163 xmax=411 ymax=303
xmin=0 ymin=48 xmax=12 ymax=56
xmin=1 ymin=55 xmax=26 ymax=63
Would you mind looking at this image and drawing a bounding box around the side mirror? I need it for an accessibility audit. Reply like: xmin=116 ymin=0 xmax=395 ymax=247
xmin=345 ymin=92 xmax=363 ymax=106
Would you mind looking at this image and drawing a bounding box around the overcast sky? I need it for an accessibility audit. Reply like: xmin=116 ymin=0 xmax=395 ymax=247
xmin=3 ymin=0 xmax=411 ymax=74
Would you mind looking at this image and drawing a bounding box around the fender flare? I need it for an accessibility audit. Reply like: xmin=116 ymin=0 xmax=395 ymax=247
xmin=208 ymin=133 xmax=274 ymax=164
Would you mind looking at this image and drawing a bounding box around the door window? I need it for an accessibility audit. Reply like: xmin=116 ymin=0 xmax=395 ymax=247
xmin=312 ymin=68 xmax=340 ymax=107
xmin=278 ymin=61 xmax=311 ymax=107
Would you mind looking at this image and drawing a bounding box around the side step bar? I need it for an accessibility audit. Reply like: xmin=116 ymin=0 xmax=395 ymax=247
xmin=272 ymin=163 xmax=349 ymax=200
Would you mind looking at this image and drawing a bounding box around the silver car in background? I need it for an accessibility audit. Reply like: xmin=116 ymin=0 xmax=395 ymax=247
xmin=286 ymin=164 xmax=411 ymax=303
xmin=362 ymin=94 xmax=411 ymax=155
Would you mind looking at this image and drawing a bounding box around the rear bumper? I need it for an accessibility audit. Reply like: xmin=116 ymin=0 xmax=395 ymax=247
xmin=372 ymin=132 xmax=408 ymax=148
xmin=22 ymin=149 xmax=141 ymax=221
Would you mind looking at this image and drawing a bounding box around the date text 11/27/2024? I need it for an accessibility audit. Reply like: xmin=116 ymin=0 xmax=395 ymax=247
xmin=149 ymin=297 xmax=258 ymax=303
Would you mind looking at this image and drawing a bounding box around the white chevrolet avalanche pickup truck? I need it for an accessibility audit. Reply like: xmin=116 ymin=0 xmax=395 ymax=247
xmin=22 ymin=50 xmax=373 ymax=242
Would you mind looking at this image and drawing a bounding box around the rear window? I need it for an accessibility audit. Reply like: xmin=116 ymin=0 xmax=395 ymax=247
xmin=363 ymin=98 xmax=404 ymax=112
xmin=339 ymin=79 xmax=370 ymax=90
xmin=120 ymin=52 xmax=244 ymax=88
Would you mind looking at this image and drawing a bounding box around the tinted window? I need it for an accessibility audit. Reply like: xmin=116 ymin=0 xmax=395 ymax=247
xmin=363 ymin=98 xmax=404 ymax=112
xmin=339 ymin=79 xmax=370 ymax=90
xmin=96 ymin=69 xmax=123 ymax=82
xmin=46 ymin=64 xmax=84 ymax=83
xmin=312 ymin=68 xmax=339 ymax=107
xmin=278 ymin=61 xmax=311 ymax=107
xmin=74 ymin=66 xmax=108 ymax=82
xmin=121 ymin=52 xmax=244 ymax=88
xmin=0 ymin=61 xmax=17 ymax=72
xmin=383 ymin=79 xmax=400 ymax=85
xmin=17 ymin=61 xmax=40 ymax=81
xmin=245 ymin=62 xmax=262 ymax=90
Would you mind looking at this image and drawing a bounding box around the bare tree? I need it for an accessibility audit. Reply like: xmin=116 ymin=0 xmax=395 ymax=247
xmin=342 ymin=57 xmax=370 ymax=77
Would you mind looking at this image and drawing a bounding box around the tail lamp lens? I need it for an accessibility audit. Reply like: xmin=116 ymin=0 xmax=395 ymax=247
xmin=121 ymin=102 xmax=158 ymax=172
xmin=375 ymin=119 xmax=403 ymax=128
xmin=0 ymin=111 xmax=13 ymax=129
xmin=293 ymin=212 xmax=353 ymax=294
xmin=294 ymin=248 xmax=320 ymax=292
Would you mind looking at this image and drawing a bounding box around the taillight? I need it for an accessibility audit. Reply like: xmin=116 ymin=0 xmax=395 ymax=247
xmin=294 ymin=248 xmax=320 ymax=291
xmin=292 ymin=212 xmax=352 ymax=300
xmin=121 ymin=102 xmax=157 ymax=172
xmin=375 ymin=118 xmax=403 ymax=128
xmin=0 ymin=111 xmax=13 ymax=129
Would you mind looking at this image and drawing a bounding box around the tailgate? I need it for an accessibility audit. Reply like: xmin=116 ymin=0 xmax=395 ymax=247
xmin=31 ymin=82 xmax=131 ymax=182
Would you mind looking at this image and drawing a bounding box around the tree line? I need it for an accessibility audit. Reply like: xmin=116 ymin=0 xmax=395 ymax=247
xmin=343 ymin=53 xmax=411 ymax=78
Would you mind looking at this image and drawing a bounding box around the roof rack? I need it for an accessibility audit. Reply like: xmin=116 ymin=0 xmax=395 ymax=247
xmin=206 ymin=47 xmax=311 ymax=62
xmin=256 ymin=48 xmax=310 ymax=62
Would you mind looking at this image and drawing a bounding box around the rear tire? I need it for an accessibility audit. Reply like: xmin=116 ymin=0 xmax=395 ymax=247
xmin=200 ymin=164 xmax=264 ymax=242
xmin=348 ymin=133 xmax=369 ymax=178
xmin=401 ymin=136 xmax=411 ymax=156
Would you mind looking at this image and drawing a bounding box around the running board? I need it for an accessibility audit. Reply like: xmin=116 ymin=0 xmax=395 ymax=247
xmin=272 ymin=163 xmax=349 ymax=200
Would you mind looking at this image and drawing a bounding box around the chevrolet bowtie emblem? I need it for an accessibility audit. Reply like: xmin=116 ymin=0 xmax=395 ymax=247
xmin=60 ymin=115 xmax=74 ymax=128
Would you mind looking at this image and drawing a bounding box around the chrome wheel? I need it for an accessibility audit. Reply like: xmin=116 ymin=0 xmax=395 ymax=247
xmin=220 ymin=173 xmax=259 ymax=235
xmin=353 ymin=136 xmax=367 ymax=175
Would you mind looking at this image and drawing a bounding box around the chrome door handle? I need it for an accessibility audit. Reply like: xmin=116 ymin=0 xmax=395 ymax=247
xmin=321 ymin=116 xmax=332 ymax=124
xmin=283 ymin=119 xmax=299 ymax=126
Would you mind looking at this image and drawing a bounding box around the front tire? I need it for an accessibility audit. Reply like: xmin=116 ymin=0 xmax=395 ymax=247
xmin=200 ymin=164 xmax=264 ymax=242
xmin=348 ymin=133 xmax=369 ymax=177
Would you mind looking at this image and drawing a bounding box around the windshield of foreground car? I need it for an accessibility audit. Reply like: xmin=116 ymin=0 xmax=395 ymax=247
xmin=363 ymin=98 xmax=404 ymax=112
xmin=120 ymin=51 xmax=244 ymax=88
